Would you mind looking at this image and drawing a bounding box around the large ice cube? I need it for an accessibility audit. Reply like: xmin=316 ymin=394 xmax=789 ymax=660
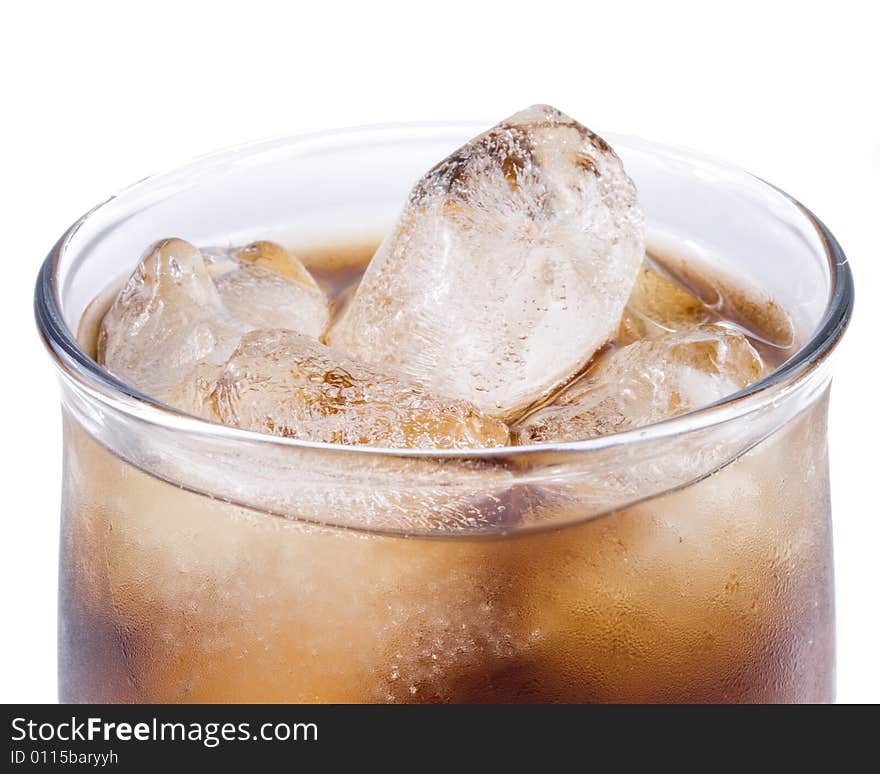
xmin=210 ymin=329 xmax=510 ymax=449
xmin=327 ymin=104 xmax=645 ymax=421
xmin=513 ymin=324 xmax=765 ymax=443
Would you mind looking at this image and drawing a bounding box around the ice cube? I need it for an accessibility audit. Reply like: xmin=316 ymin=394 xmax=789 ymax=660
xmin=98 ymin=238 xmax=246 ymax=407
xmin=327 ymin=104 xmax=645 ymax=421
xmin=210 ymin=329 xmax=510 ymax=449
xmin=212 ymin=242 xmax=329 ymax=337
xmin=513 ymin=324 xmax=765 ymax=443
xmin=235 ymin=240 xmax=324 ymax=289
xmin=617 ymin=261 xmax=714 ymax=345
xmin=98 ymin=238 xmax=333 ymax=415
xmin=649 ymin=250 xmax=797 ymax=351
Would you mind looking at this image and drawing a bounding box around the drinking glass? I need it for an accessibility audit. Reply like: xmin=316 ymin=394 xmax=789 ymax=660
xmin=35 ymin=124 xmax=853 ymax=703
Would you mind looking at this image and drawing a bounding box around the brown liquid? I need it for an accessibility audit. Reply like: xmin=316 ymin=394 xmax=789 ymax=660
xmin=61 ymin=240 xmax=832 ymax=704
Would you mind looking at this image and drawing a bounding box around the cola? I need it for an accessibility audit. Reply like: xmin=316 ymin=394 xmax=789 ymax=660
xmin=60 ymin=240 xmax=834 ymax=703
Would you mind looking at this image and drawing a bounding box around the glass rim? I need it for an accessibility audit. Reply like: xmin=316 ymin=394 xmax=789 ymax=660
xmin=34 ymin=121 xmax=855 ymax=461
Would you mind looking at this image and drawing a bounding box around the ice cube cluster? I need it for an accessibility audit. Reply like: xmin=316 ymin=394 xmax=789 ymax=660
xmin=98 ymin=105 xmax=767 ymax=449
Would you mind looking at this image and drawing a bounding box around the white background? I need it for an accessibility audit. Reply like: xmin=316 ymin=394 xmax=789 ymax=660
xmin=1 ymin=1 xmax=877 ymax=703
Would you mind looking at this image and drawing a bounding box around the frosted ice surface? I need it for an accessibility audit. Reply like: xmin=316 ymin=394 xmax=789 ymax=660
xmin=98 ymin=239 xmax=329 ymax=414
xmin=97 ymin=239 xmax=246 ymax=411
xmin=210 ymin=329 xmax=510 ymax=449
xmin=513 ymin=324 xmax=765 ymax=444
xmin=328 ymin=104 xmax=645 ymax=421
